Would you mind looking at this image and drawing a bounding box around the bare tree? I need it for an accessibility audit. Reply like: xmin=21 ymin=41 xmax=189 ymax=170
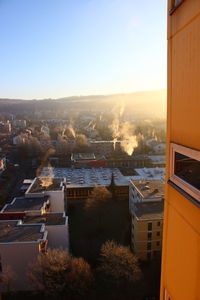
xmin=97 ymin=240 xmax=141 ymax=288
xmin=28 ymin=248 xmax=93 ymax=299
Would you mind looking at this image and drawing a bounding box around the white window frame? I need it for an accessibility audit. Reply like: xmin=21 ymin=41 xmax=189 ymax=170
xmin=170 ymin=143 xmax=200 ymax=202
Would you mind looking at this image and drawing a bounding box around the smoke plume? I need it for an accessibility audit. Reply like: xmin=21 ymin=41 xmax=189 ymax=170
xmin=109 ymin=104 xmax=138 ymax=155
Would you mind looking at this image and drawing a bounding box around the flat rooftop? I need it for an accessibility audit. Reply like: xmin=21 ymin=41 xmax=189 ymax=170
xmin=131 ymin=180 xmax=164 ymax=198
xmin=2 ymin=196 xmax=49 ymax=212
xmin=40 ymin=167 xmax=128 ymax=187
xmin=133 ymin=202 xmax=164 ymax=220
xmin=148 ymin=155 xmax=166 ymax=164
xmin=28 ymin=177 xmax=64 ymax=193
xmin=125 ymin=167 xmax=165 ymax=181
xmin=0 ymin=221 xmax=44 ymax=243
xmin=23 ymin=213 xmax=66 ymax=225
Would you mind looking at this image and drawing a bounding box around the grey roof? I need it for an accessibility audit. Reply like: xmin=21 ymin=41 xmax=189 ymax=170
xmin=40 ymin=167 xmax=128 ymax=188
xmin=3 ymin=196 xmax=49 ymax=212
xmin=131 ymin=180 xmax=164 ymax=198
xmin=148 ymin=155 xmax=166 ymax=164
xmin=23 ymin=213 xmax=66 ymax=226
xmin=28 ymin=178 xmax=64 ymax=193
xmin=0 ymin=221 xmax=44 ymax=243
xmin=133 ymin=201 xmax=164 ymax=220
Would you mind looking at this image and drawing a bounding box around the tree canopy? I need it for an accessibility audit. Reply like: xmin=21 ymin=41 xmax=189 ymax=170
xmin=97 ymin=240 xmax=141 ymax=287
xmin=28 ymin=249 xmax=93 ymax=299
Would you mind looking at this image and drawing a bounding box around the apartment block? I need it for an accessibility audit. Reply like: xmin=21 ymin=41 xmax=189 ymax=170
xmin=26 ymin=177 xmax=65 ymax=212
xmin=129 ymin=180 xmax=164 ymax=260
xmin=0 ymin=220 xmax=47 ymax=291
xmin=131 ymin=202 xmax=163 ymax=260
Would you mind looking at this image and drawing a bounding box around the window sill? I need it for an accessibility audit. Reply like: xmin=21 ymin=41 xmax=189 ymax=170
xmin=168 ymin=180 xmax=200 ymax=208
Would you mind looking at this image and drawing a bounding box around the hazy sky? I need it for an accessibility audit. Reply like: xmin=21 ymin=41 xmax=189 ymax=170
xmin=0 ymin=0 xmax=167 ymax=99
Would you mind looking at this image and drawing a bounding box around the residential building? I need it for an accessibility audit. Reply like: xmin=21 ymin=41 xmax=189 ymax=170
xmin=131 ymin=201 xmax=163 ymax=260
xmin=148 ymin=155 xmax=166 ymax=167
xmin=12 ymin=119 xmax=27 ymax=128
xmin=0 ymin=121 xmax=11 ymax=134
xmin=0 ymin=197 xmax=69 ymax=251
xmin=0 ymin=199 xmax=69 ymax=291
xmin=13 ymin=134 xmax=26 ymax=145
xmin=23 ymin=212 xmax=69 ymax=250
xmin=0 ymin=220 xmax=48 ymax=290
xmin=0 ymin=196 xmax=50 ymax=217
xmin=26 ymin=177 xmax=66 ymax=212
xmin=129 ymin=180 xmax=164 ymax=207
xmin=160 ymin=1 xmax=200 ymax=300
xmin=129 ymin=180 xmax=164 ymax=260
xmin=125 ymin=167 xmax=165 ymax=182
xmin=40 ymin=125 xmax=50 ymax=135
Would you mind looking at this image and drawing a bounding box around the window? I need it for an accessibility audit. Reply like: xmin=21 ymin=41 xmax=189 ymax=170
xmin=148 ymin=223 xmax=152 ymax=231
xmin=148 ymin=232 xmax=152 ymax=240
xmin=153 ymin=250 xmax=157 ymax=257
xmin=147 ymin=242 xmax=151 ymax=250
xmin=147 ymin=252 xmax=151 ymax=260
xmin=157 ymin=231 xmax=160 ymax=237
xmin=156 ymin=241 xmax=160 ymax=246
xmin=170 ymin=143 xmax=200 ymax=202
xmin=157 ymin=221 xmax=161 ymax=226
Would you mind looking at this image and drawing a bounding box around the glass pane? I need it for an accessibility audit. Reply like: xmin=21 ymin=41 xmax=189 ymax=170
xmin=175 ymin=0 xmax=183 ymax=5
xmin=174 ymin=152 xmax=200 ymax=190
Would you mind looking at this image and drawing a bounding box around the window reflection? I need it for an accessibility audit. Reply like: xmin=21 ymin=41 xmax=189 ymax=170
xmin=174 ymin=152 xmax=200 ymax=190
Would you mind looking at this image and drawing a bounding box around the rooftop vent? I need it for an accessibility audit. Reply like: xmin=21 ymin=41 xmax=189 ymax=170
xmin=144 ymin=185 xmax=150 ymax=190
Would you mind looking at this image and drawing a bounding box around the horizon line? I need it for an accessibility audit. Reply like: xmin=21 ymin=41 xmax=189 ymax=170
xmin=0 ymin=88 xmax=166 ymax=101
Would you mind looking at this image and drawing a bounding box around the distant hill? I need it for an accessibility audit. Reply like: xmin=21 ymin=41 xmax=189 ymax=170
xmin=0 ymin=90 xmax=166 ymax=119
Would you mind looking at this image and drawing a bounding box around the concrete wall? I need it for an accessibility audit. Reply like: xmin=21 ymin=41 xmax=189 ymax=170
xmin=46 ymin=190 xmax=65 ymax=212
xmin=131 ymin=217 xmax=163 ymax=260
xmin=0 ymin=242 xmax=40 ymax=291
xmin=46 ymin=222 xmax=69 ymax=250
xmin=26 ymin=189 xmax=65 ymax=213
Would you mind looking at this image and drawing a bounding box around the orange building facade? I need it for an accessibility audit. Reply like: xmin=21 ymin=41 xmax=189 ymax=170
xmin=160 ymin=1 xmax=200 ymax=300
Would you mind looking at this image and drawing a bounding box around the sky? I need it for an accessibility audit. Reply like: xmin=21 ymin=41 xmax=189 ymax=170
xmin=0 ymin=0 xmax=167 ymax=99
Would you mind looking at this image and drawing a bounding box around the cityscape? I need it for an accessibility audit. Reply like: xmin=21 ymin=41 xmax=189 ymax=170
xmin=0 ymin=1 xmax=199 ymax=300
